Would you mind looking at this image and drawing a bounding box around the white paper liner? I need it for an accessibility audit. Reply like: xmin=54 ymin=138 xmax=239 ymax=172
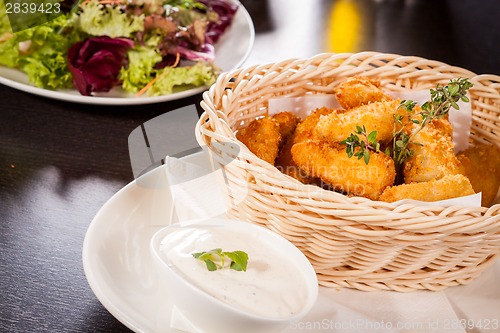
xmin=268 ymin=90 xmax=483 ymax=208
xmin=392 ymin=193 xmax=481 ymax=208
xmin=268 ymin=95 xmax=341 ymax=119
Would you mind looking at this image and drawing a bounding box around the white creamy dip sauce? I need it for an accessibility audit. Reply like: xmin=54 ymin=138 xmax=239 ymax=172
xmin=159 ymin=225 xmax=309 ymax=318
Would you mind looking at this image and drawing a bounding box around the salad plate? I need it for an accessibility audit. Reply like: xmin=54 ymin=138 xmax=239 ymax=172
xmin=83 ymin=151 xmax=500 ymax=333
xmin=0 ymin=1 xmax=254 ymax=105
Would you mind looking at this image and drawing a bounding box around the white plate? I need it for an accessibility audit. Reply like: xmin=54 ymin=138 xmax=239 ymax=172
xmin=83 ymin=152 xmax=500 ymax=333
xmin=0 ymin=1 xmax=254 ymax=105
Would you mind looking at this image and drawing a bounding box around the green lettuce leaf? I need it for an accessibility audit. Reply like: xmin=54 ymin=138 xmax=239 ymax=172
xmin=75 ymin=0 xmax=144 ymax=38
xmin=0 ymin=0 xmax=12 ymax=32
xmin=0 ymin=0 xmax=17 ymax=67
xmin=18 ymin=51 xmax=72 ymax=89
xmin=0 ymin=36 xmax=18 ymax=67
xmin=16 ymin=15 xmax=76 ymax=89
xmin=146 ymin=61 xmax=217 ymax=96
xmin=164 ymin=0 xmax=206 ymax=11
xmin=120 ymin=46 xmax=162 ymax=93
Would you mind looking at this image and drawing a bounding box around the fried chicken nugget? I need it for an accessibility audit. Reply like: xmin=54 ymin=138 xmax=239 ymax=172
xmin=275 ymin=108 xmax=335 ymax=183
xmin=403 ymin=121 xmax=461 ymax=183
xmin=457 ymin=144 xmax=500 ymax=206
xmin=396 ymin=105 xmax=453 ymax=138
xmin=294 ymin=107 xmax=336 ymax=143
xmin=275 ymin=137 xmax=313 ymax=183
xmin=236 ymin=116 xmax=281 ymax=165
xmin=315 ymin=99 xmax=401 ymax=144
xmin=427 ymin=117 xmax=453 ymax=138
xmin=333 ymin=76 xmax=392 ymax=109
xmin=272 ymin=111 xmax=299 ymax=143
xmin=379 ymin=174 xmax=475 ymax=203
xmin=236 ymin=112 xmax=300 ymax=165
xmin=291 ymin=140 xmax=396 ymax=200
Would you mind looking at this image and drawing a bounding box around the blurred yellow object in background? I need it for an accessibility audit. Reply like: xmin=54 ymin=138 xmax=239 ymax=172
xmin=326 ymin=0 xmax=362 ymax=53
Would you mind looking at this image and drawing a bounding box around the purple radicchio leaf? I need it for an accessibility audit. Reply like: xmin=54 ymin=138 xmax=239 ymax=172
xmin=198 ymin=0 xmax=238 ymax=44
xmin=67 ymin=36 xmax=134 ymax=96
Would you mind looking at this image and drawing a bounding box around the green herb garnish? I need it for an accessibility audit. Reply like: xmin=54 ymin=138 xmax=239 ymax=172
xmin=391 ymin=78 xmax=472 ymax=178
xmin=391 ymin=99 xmax=422 ymax=177
xmin=192 ymin=248 xmax=249 ymax=272
xmin=340 ymin=125 xmax=381 ymax=165
xmin=341 ymin=78 xmax=473 ymax=175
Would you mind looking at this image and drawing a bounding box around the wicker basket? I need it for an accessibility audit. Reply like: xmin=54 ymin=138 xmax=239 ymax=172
xmin=195 ymin=52 xmax=500 ymax=292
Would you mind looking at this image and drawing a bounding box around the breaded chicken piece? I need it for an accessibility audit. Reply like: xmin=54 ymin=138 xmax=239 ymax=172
xmin=275 ymin=108 xmax=335 ymax=183
xmin=315 ymin=99 xmax=401 ymax=144
xmin=427 ymin=117 xmax=453 ymax=138
xmin=291 ymin=140 xmax=396 ymax=200
xmin=275 ymin=137 xmax=315 ymax=183
xmin=457 ymin=144 xmax=500 ymax=206
xmin=395 ymin=105 xmax=453 ymax=138
xmin=272 ymin=111 xmax=299 ymax=144
xmin=403 ymin=122 xmax=461 ymax=183
xmin=294 ymin=107 xmax=337 ymax=143
xmin=379 ymin=174 xmax=475 ymax=203
xmin=333 ymin=76 xmax=392 ymax=109
xmin=236 ymin=116 xmax=281 ymax=165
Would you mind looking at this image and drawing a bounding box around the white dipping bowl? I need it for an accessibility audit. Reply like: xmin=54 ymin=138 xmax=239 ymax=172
xmin=150 ymin=218 xmax=318 ymax=333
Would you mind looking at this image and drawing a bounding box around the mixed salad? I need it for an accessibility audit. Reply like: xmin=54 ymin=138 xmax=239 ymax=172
xmin=0 ymin=0 xmax=238 ymax=96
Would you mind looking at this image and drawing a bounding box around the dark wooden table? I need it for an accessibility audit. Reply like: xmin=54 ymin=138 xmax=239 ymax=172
xmin=1 ymin=0 xmax=499 ymax=332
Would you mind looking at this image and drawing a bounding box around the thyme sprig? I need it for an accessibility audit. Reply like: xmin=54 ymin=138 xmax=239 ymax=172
xmin=391 ymin=99 xmax=421 ymax=172
xmin=391 ymin=78 xmax=473 ymax=171
xmin=340 ymin=125 xmax=381 ymax=165
xmin=341 ymin=78 xmax=473 ymax=174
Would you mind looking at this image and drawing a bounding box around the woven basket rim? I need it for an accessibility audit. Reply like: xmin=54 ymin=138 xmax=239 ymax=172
xmin=203 ymin=51 xmax=500 ymax=86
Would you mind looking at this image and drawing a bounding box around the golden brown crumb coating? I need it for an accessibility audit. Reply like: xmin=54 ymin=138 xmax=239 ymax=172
xmin=333 ymin=76 xmax=392 ymax=109
xmin=291 ymin=140 xmax=396 ymax=200
xmin=274 ymin=109 xmax=334 ymax=183
xmin=272 ymin=111 xmax=299 ymax=144
xmin=427 ymin=117 xmax=454 ymax=138
xmin=457 ymin=144 xmax=500 ymax=206
xmin=379 ymin=174 xmax=475 ymax=203
xmin=395 ymin=105 xmax=453 ymax=138
xmin=315 ymin=99 xmax=401 ymax=145
xmin=275 ymin=137 xmax=315 ymax=183
xmin=293 ymin=107 xmax=337 ymax=143
xmin=403 ymin=121 xmax=461 ymax=183
xmin=236 ymin=116 xmax=281 ymax=165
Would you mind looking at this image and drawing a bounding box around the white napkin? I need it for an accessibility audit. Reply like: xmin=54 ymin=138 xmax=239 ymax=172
xmin=164 ymin=156 xmax=227 ymax=222
xmin=444 ymin=263 xmax=500 ymax=330
xmin=295 ymin=289 xmax=466 ymax=333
